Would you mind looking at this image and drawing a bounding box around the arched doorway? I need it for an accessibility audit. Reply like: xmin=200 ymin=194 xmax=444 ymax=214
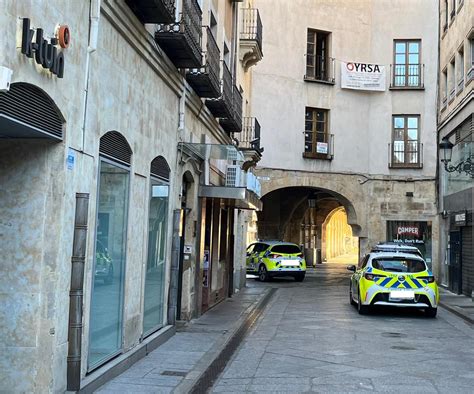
xmin=322 ymin=207 xmax=359 ymax=263
xmin=257 ymin=186 xmax=361 ymax=266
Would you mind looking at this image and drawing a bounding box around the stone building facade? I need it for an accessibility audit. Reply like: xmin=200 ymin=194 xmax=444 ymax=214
xmin=252 ymin=0 xmax=439 ymax=267
xmin=437 ymin=0 xmax=473 ymax=296
xmin=0 ymin=0 xmax=262 ymax=391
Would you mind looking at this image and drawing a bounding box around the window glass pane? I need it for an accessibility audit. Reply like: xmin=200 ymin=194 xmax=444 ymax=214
xmin=408 ymin=129 xmax=418 ymax=140
xmin=316 ymin=110 xmax=325 ymax=121
xmin=395 ymin=54 xmax=406 ymax=65
xmin=408 ymin=54 xmax=419 ymax=64
xmin=89 ymin=161 xmax=129 ymax=368
xmin=316 ymin=121 xmax=325 ymax=132
xmin=307 ymin=30 xmax=315 ymax=43
xmin=305 ymin=109 xmax=313 ymax=120
xmin=408 ymin=42 xmax=419 ymax=54
xmin=305 ymin=132 xmax=312 ymax=142
xmin=407 ymin=117 xmax=418 ymax=128
xmin=143 ymin=179 xmax=169 ymax=335
xmin=394 ymin=129 xmax=404 ymax=141
xmin=395 ymin=42 xmax=406 ymax=53
xmin=305 ymin=121 xmax=313 ymax=130
xmin=271 ymin=244 xmax=302 ymax=254
xmin=305 ymin=142 xmax=313 ymax=153
xmin=393 ymin=117 xmax=405 ymax=128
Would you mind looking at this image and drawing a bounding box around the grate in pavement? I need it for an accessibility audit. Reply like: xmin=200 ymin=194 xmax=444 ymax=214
xmin=381 ymin=332 xmax=406 ymax=338
xmin=161 ymin=370 xmax=188 ymax=377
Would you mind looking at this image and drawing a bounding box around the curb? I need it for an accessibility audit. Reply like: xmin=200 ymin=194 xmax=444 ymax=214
xmin=439 ymin=302 xmax=474 ymax=326
xmin=174 ymin=287 xmax=277 ymax=394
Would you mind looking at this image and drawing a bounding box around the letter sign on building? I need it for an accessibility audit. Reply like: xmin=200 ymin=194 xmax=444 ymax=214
xmin=341 ymin=61 xmax=386 ymax=91
xmin=21 ymin=18 xmax=67 ymax=78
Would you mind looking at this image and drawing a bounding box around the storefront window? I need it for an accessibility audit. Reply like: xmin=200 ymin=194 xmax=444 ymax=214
xmin=143 ymin=180 xmax=169 ymax=335
xmin=386 ymin=221 xmax=432 ymax=266
xmin=89 ymin=160 xmax=129 ymax=369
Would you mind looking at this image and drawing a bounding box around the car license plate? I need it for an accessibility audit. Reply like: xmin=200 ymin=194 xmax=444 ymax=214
xmin=389 ymin=290 xmax=414 ymax=300
xmin=282 ymin=260 xmax=299 ymax=266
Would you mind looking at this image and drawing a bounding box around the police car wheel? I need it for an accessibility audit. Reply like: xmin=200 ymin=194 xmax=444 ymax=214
xmin=258 ymin=265 xmax=269 ymax=282
xmin=358 ymin=290 xmax=369 ymax=315
xmin=425 ymin=307 xmax=437 ymax=318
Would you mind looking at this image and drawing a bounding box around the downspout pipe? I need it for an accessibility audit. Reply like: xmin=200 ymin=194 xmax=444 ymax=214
xmin=81 ymin=0 xmax=100 ymax=152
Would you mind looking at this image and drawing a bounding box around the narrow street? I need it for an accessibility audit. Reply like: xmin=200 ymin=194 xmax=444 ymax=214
xmin=212 ymin=262 xmax=474 ymax=393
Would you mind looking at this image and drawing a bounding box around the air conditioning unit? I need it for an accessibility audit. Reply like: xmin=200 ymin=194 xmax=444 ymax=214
xmin=226 ymin=165 xmax=241 ymax=187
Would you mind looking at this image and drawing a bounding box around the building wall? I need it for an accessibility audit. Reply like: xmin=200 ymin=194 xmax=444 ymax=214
xmin=0 ymin=0 xmax=257 ymax=391
xmin=252 ymin=0 xmax=439 ymax=269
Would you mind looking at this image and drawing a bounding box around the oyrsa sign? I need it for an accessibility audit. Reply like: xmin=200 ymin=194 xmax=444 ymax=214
xmin=396 ymin=226 xmax=420 ymax=237
xmin=341 ymin=61 xmax=386 ymax=91
xmin=21 ymin=18 xmax=70 ymax=78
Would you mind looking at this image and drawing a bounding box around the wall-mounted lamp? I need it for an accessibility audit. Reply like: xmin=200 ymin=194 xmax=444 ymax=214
xmin=439 ymin=137 xmax=474 ymax=177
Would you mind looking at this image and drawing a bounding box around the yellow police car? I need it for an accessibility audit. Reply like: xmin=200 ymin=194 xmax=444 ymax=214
xmin=246 ymin=241 xmax=306 ymax=282
xmin=347 ymin=251 xmax=439 ymax=317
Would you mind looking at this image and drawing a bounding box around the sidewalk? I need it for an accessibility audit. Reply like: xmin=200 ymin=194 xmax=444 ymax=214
xmin=95 ymin=286 xmax=271 ymax=393
xmin=438 ymin=286 xmax=474 ymax=325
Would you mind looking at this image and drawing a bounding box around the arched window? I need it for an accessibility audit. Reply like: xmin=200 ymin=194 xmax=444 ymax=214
xmin=143 ymin=156 xmax=171 ymax=335
xmin=89 ymin=131 xmax=132 ymax=369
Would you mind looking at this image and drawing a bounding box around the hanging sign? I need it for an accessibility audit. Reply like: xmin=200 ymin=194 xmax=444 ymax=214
xmin=341 ymin=62 xmax=386 ymax=91
xmin=316 ymin=142 xmax=328 ymax=154
xmin=21 ymin=18 xmax=68 ymax=78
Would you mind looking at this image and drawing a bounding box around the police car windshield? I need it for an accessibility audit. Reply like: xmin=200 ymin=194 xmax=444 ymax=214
xmin=372 ymin=258 xmax=426 ymax=273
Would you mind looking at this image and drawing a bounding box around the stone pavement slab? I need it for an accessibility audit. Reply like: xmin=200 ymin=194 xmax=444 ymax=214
xmin=95 ymin=286 xmax=269 ymax=393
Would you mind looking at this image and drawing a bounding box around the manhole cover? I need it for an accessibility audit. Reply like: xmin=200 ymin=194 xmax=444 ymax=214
xmin=161 ymin=370 xmax=188 ymax=377
xmin=391 ymin=345 xmax=416 ymax=351
xmin=381 ymin=332 xmax=407 ymax=338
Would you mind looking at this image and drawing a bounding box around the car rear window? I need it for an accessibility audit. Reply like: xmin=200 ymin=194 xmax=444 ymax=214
xmin=372 ymin=258 xmax=426 ymax=273
xmin=271 ymin=244 xmax=301 ymax=254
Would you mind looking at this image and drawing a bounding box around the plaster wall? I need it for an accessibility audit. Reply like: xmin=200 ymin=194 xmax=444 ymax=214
xmin=252 ymin=0 xmax=438 ymax=177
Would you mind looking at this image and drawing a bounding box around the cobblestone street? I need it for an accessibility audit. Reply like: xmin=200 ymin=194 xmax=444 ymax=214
xmin=212 ymin=262 xmax=474 ymax=393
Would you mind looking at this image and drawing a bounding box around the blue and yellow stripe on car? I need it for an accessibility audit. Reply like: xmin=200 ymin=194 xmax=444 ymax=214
xmin=374 ymin=276 xmax=429 ymax=289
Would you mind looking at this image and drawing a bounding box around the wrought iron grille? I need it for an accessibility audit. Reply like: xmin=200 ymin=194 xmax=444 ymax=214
xmin=240 ymin=8 xmax=263 ymax=53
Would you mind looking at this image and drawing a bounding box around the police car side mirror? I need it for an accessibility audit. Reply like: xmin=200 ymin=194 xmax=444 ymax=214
xmin=347 ymin=265 xmax=356 ymax=272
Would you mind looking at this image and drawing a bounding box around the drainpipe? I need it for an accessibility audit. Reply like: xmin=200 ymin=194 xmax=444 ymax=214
xmin=81 ymin=0 xmax=100 ymax=152
xmin=67 ymin=193 xmax=90 ymax=391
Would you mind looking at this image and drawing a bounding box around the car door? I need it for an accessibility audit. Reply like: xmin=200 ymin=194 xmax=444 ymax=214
xmin=353 ymin=254 xmax=369 ymax=301
xmin=246 ymin=243 xmax=256 ymax=266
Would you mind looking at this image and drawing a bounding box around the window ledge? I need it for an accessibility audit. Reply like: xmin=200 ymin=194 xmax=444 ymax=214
xmin=389 ymin=164 xmax=423 ymax=169
xmin=389 ymin=86 xmax=425 ymax=91
xmin=303 ymin=77 xmax=335 ymax=85
xmin=303 ymin=152 xmax=333 ymax=160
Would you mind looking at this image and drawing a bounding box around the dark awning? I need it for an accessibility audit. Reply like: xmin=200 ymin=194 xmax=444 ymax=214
xmin=198 ymin=185 xmax=262 ymax=211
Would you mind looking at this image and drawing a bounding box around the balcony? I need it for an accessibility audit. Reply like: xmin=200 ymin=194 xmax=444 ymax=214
xmin=239 ymin=8 xmax=263 ymax=70
xmin=238 ymin=117 xmax=262 ymax=152
xmin=186 ymin=28 xmax=221 ymax=98
xmin=303 ymin=132 xmax=334 ymax=160
xmin=155 ymin=0 xmax=202 ymax=68
xmin=390 ymin=64 xmax=424 ymax=89
xmin=219 ymin=86 xmax=243 ymax=133
xmin=467 ymin=66 xmax=474 ymax=84
xmin=126 ymin=0 xmax=175 ymax=24
xmin=457 ymin=78 xmax=464 ymax=95
xmin=205 ymin=63 xmax=233 ymax=119
xmin=449 ymin=86 xmax=456 ymax=103
xmin=304 ymin=55 xmax=335 ymax=84
xmin=388 ymin=142 xmax=423 ymax=169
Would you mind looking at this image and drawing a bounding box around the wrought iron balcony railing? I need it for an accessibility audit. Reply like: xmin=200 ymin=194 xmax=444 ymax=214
xmin=390 ymin=64 xmax=424 ymax=88
xmin=388 ymin=142 xmax=423 ymax=169
xmin=155 ymin=0 xmax=202 ymax=68
xmin=126 ymin=0 xmax=175 ymax=24
xmin=186 ymin=27 xmax=221 ymax=98
xmin=239 ymin=8 xmax=263 ymax=69
xmin=219 ymin=86 xmax=243 ymax=133
xmin=205 ymin=62 xmax=233 ymax=119
xmin=305 ymin=55 xmax=335 ymax=84
xmin=240 ymin=8 xmax=263 ymax=54
xmin=238 ymin=117 xmax=261 ymax=151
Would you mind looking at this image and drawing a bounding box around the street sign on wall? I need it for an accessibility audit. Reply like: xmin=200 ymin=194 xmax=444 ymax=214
xmin=341 ymin=62 xmax=386 ymax=91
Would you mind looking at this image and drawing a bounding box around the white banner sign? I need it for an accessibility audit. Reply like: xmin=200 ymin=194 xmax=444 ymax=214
xmin=341 ymin=62 xmax=386 ymax=91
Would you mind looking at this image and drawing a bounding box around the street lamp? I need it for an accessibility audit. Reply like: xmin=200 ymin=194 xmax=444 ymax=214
xmin=439 ymin=137 xmax=474 ymax=177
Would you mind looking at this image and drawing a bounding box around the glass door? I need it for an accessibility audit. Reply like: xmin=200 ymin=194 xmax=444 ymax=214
xmin=143 ymin=180 xmax=169 ymax=335
xmin=88 ymin=160 xmax=130 ymax=369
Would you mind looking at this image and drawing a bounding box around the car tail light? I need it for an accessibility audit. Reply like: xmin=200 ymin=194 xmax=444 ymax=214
xmin=419 ymin=276 xmax=435 ymax=283
xmin=297 ymin=252 xmax=303 ymax=257
xmin=364 ymin=273 xmax=386 ymax=281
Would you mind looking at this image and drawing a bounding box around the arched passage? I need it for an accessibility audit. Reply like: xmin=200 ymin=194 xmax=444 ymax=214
xmin=257 ymin=186 xmax=361 ymax=265
xmin=322 ymin=207 xmax=359 ymax=263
